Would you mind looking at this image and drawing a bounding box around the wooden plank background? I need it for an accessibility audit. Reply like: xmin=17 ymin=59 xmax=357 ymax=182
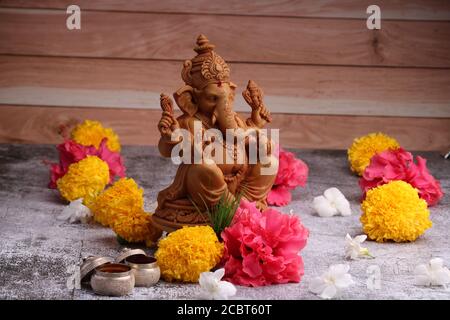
xmin=1 ymin=8 xmax=450 ymax=68
xmin=0 ymin=1 xmax=449 ymax=150
xmin=2 ymin=105 xmax=448 ymax=151
xmin=1 ymin=0 xmax=450 ymax=20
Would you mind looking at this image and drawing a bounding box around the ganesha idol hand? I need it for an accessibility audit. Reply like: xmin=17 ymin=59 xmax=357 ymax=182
xmin=158 ymin=94 xmax=180 ymax=140
xmin=250 ymin=104 xmax=271 ymax=128
xmin=243 ymin=80 xmax=272 ymax=128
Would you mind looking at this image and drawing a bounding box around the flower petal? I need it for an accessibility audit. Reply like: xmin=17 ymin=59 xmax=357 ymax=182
xmin=354 ymin=235 xmax=367 ymax=244
xmin=214 ymin=268 xmax=225 ymax=281
xmin=217 ymin=281 xmax=237 ymax=299
xmin=414 ymin=274 xmax=431 ymax=286
xmin=313 ymin=196 xmax=337 ymax=217
xmin=242 ymin=252 xmax=263 ymax=278
xmin=434 ymin=269 xmax=450 ymax=286
xmin=58 ymin=199 xmax=92 ymax=224
xmin=324 ymin=187 xmax=344 ymax=202
xmin=429 ymin=258 xmax=444 ymax=270
xmin=334 ymin=273 xmax=354 ymax=288
xmin=335 ymin=198 xmax=352 ymax=216
xmin=345 ymin=246 xmax=359 ymax=260
xmin=329 ymin=264 xmax=350 ymax=277
xmin=267 ymin=186 xmax=292 ymax=206
xmin=199 ymin=271 xmax=212 ymax=288
xmin=308 ymin=277 xmax=327 ymax=295
xmin=319 ymin=284 xmax=338 ymax=299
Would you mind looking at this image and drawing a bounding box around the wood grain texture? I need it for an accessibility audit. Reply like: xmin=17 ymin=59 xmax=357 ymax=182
xmin=1 ymin=0 xmax=449 ymax=21
xmin=1 ymin=55 xmax=450 ymax=117
xmin=1 ymin=8 xmax=450 ymax=67
xmin=1 ymin=105 xmax=448 ymax=151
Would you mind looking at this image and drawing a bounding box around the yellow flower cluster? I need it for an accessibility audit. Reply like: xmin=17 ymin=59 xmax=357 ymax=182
xmin=155 ymin=226 xmax=224 ymax=283
xmin=57 ymin=156 xmax=109 ymax=203
xmin=88 ymin=178 xmax=144 ymax=227
xmin=361 ymin=181 xmax=432 ymax=242
xmin=348 ymin=132 xmax=399 ymax=176
xmin=112 ymin=210 xmax=157 ymax=247
xmin=71 ymin=120 xmax=121 ymax=152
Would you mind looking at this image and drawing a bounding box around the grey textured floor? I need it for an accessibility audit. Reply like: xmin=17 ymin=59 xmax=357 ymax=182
xmin=0 ymin=144 xmax=449 ymax=300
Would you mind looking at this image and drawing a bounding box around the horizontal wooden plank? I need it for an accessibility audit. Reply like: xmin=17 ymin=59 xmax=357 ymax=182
xmin=1 ymin=55 xmax=449 ymax=117
xmin=1 ymin=105 xmax=448 ymax=151
xmin=1 ymin=8 xmax=449 ymax=68
xmin=1 ymin=0 xmax=449 ymax=21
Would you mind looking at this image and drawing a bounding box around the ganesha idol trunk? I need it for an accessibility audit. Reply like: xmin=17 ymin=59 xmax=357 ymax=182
xmin=151 ymin=34 xmax=277 ymax=233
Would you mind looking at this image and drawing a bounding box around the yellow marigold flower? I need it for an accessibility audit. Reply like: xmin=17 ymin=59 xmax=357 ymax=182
xmin=88 ymin=177 xmax=143 ymax=227
xmin=155 ymin=226 xmax=224 ymax=283
xmin=361 ymin=180 xmax=432 ymax=242
xmin=348 ymin=132 xmax=399 ymax=176
xmin=71 ymin=120 xmax=121 ymax=152
xmin=112 ymin=210 xmax=157 ymax=246
xmin=57 ymin=156 xmax=109 ymax=203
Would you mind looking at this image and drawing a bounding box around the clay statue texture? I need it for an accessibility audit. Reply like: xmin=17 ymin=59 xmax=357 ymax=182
xmin=152 ymin=34 xmax=277 ymax=233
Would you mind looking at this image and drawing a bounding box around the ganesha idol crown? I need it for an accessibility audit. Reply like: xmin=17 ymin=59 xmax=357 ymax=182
xmin=181 ymin=34 xmax=231 ymax=89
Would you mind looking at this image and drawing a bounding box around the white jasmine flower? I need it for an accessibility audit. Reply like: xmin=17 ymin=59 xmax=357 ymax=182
xmin=345 ymin=234 xmax=373 ymax=260
xmin=313 ymin=187 xmax=352 ymax=217
xmin=199 ymin=268 xmax=236 ymax=300
xmin=309 ymin=264 xmax=354 ymax=299
xmin=414 ymin=258 xmax=450 ymax=287
xmin=57 ymin=199 xmax=92 ymax=224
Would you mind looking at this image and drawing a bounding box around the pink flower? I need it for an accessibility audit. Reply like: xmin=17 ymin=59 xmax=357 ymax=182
xmin=221 ymin=200 xmax=309 ymax=287
xmin=360 ymin=148 xmax=443 ymax=206
xmin=95 ymin=138 xmax=126 ymax=181
xmin=47 ymin=138 xmax=126 ymax=188
xmin=48 ymin=163 xmax=65 ymax=189
xmin=267 ymin=186 xmax=291 ymax=206
xmin=409 ymin=156 xmax=444 ymax=206
xmin=267 ymin=148 xmax=308 ymax=206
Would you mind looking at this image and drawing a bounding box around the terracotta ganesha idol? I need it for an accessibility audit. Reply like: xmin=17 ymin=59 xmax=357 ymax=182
xmin=151 ymin=35 xmax=277 ymax=232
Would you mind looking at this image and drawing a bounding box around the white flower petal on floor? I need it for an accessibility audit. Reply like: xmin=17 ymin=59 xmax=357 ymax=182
xmin=199 ymin=268 xmax=237 ymax=300
xmin=414 ymin=258 xmax=450 ymax=287
xmin=313 ymin=187 xmax=352 ymax=217
xmin=57 ymin=199 xmax=92 ymax=224
xmin=313 ymin=195 xmax=338 ymax=217
xmin=308 ymin=264 xmax=354 ymax=299
xmin=319 ymin=284 xmax=338 ymax=300
xmin=345 ymin=234 xmax=373 ymax=260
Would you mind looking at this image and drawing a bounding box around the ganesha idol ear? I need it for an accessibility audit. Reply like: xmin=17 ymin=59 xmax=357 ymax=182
xmin=173 ymin=85 xmax=198 ymax=117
